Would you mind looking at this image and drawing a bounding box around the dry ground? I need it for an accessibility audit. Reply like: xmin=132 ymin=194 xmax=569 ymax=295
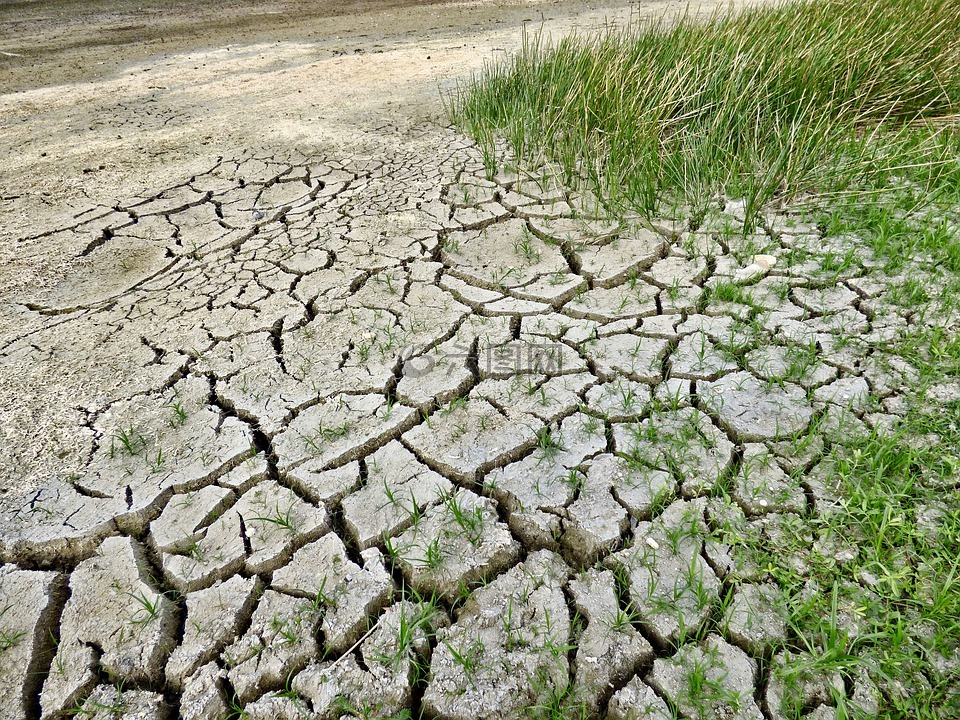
xmin=1 ymin=0 xmax=744 ymax=493
xmin=7 ymin=2 xmax=926 ymax=720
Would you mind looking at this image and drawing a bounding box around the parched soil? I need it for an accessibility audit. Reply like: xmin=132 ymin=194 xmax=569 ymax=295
xmin=3 ymin=1 xmax=933 ymax=719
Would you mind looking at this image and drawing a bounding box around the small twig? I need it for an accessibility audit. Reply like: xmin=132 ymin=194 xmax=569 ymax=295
xmin=323 ymin=615 xmax=384 ymax=672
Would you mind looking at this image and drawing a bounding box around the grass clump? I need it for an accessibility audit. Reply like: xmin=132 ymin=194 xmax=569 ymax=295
xmin=450 ymin=0 xmax=960 ymax=220
xmin=757 ymin=412 xmax=960 ymax=717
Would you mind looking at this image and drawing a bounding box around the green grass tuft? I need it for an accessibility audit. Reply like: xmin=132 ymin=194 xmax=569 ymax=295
xmin=450 ymin=0 xmax=960 ymax=221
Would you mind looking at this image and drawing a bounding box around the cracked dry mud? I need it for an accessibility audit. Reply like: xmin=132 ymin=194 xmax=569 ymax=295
xmin=1 ymin=127 xmax=918 ymax=718
xmin=1 ymin=1 xmax=948 ymax=719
